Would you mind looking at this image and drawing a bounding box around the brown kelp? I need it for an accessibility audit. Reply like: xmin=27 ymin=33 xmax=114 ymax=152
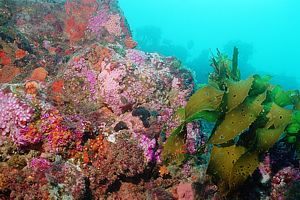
xmin=162 ymin=47 xmax=300 ymax=195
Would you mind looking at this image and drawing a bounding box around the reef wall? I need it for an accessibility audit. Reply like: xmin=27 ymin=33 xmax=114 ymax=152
xmin=0 ymin=0 xmax=207 ymax=199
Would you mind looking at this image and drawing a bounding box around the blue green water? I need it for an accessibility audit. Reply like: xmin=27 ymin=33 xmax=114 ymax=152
xmin=119 ymin=0 xmax=300 ymax=89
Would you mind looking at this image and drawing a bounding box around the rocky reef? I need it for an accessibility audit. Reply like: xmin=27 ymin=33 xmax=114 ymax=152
xmin=1 ymin=0 xmax=300 ymax=200
xmin=0 ymin=0 xmax=201 ymax=199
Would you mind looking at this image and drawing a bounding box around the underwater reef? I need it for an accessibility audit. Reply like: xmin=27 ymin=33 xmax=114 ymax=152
xmin=1 ymin=0 xmax=300 ymax=200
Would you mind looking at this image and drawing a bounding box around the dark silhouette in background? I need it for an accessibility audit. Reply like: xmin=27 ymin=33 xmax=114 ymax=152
xmin=134 ymin=28 xmax=300 ymax=89
xmin=270 ymin=73 xmax=300 ymax=90
xmin=187 ymin=49 xmax=210 ymax=83
xmin=134 ymin=26 xmax=190 ymax=62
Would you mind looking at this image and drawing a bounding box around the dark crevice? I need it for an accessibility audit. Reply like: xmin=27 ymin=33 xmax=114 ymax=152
xmin=104 ymin=162 xmax=158 ymax=194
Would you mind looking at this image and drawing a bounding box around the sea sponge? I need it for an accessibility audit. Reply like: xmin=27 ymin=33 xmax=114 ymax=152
xmin=29 ymin=67 xmax=48 ymax=82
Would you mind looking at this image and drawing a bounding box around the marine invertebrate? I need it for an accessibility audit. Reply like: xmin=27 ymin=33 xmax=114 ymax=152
xmin=1 ymin=159 xmax=87 ymax=199
xmin=126 ymin=49 xmax=147 ymax=65
xmin=39 ymin=109 xmax=84 ymax=154
xmin=0 ymin=50 xmax=11 ymax=65
xmin=82 ymin=134 xmax=108 ymax=165
xmin=104 ymin=14 xmax=122 ymax=37
xmin=186 ymin=122 xmax=203 ymax=154
xmin=44 ymin=126 xmax=73 ymax=153
xmin=25 ymin=81 xmax=39 ymax=95
xmin=107 ymin=182 xmax=146 ymax=200
xmin=134 ymin=133 xmax=160 ymax=162
xmin=15 ymin=123 xmax=43 ymax=146
xmin=84 ymin=133 xmax=148 ymax=196
xmin=49 ymin=79 xmax=64 ymax=103
xmin=258 ymin=153 xmax=271 ymax=184
xmin=0 ymin=173 xmax=8 ymax=192
xmin=0 ymin=90 xmax=33 ymax=142
xmin=29 ymin=67 xmax=48 ymax=82
xmin=46 ymin=161 xmax=87 ymax=199
xmin=132 ymin=107 xmax=151 ymax=128
xmin=87 ymin=9 xmax=109 ymax=35
xmin=29 ymin=157 xmax=52 ymax=172
xmin=0 ymin=166 xmax=49 ymax=199
xmin=0 ymin=1 xmax=197 ymax=198
xmin=271 ymin=167 xmax=300 ymax=200
xmin=98 ymin=62 xmax=131 ymax=114
xmin=15 ymin=49 xmax=27 ymax=60
xmin=64 ymin=0 xmax=98 ymax=43
xmin=169 ymin=77 xmax=190 ymax=107
xmin=7 ymin=155 xmax=27 ymax=169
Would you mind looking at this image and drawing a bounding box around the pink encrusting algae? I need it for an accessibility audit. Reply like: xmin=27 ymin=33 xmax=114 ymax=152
xmin=87 ymin=9 xmax=109 ymax=35
xmin=0 ymin=90 xmax=33 ymax=144
xmin=29 ymin=157 xmax=52 ymax=172
xmin=126 ymin=49 xmax=147 ymax=65
xmin=104 ymin=14 xmax=122 ymax=37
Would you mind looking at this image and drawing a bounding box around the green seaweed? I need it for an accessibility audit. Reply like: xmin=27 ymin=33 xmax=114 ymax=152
xmin=287 ymin=123 xmax=300 ymax=134
xmin=292 ymin=111 xmax=300 ymax=123
xmin=270 ymin=86 xmax=295 ymax=107
xmin=249 ymin=74 xmax=272 ymax=96
xmin=286 ymin=111 xmax=300 ymax=143
xmin=287 ymin=135 xmax=297 ymax=143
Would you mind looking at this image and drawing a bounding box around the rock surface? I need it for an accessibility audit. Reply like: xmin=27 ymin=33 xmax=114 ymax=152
xmin=0 ymin=0 xmax=206 ymax=199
